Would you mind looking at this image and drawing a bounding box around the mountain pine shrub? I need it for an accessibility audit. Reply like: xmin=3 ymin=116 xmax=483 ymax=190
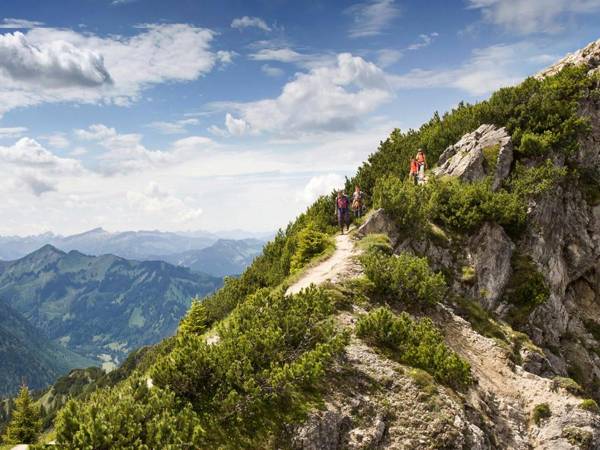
xmin=360 ymin=251 xmax=446 ymax=305
xmin=356 ymin=307 xmax=472 ymax=388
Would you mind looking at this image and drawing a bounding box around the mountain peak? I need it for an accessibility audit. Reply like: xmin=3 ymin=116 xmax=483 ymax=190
xmin=537 ymin=37 xmax=600 ymax=79
xmin=33 ymin=244 xmax=65 ymax=256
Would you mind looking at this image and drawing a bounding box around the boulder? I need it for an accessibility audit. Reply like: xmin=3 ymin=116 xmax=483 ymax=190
xmin=433 ymin=124 xmax=513 ymax=190
xmin=291 ymin=409 xmax=350 ymax=450
xmin=468 ymin=222 xmax=515 ymax=311
xmin=357 ymin=208 xmax=399 ymax=246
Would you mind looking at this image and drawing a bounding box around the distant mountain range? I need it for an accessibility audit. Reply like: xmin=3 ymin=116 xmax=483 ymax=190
xmin=0 ymin=228 xmax=271 ymax=277
xmin=156 ymin=238 xmax=265 ymax=277
xmin=0 ymin=245 xmax=222 ymax=374
xmin=0 ymin=300 xmax=95 ymax=397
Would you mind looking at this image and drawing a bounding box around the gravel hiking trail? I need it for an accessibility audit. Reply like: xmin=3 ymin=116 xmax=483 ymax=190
xmin=286 ymin=232 xmax=359 ymax=296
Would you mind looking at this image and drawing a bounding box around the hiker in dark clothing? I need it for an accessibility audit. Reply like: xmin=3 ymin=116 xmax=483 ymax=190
xmin=335 ymin=191 xmax=351 ymax=234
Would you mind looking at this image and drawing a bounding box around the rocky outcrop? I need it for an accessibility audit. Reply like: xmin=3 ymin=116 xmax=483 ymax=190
xmin=468 ymin=222 xmax=515 ymax=311
xmin=536 ymin=38 xmax=600 ymax=79
xmin=433 ymin=124 xmax=514 ymax=190
xmin=357 ymin=208 xmax=400 ymax=246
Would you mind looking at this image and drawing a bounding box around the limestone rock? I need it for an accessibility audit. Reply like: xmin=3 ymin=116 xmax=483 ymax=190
xmin=433 ymin=124 xmax=513 ymax=190
xmin=291 ymin=409 xmax=350 ymax=450
xmin=468 ymin=222 xmax=515 ymax=311
xmin=357 ymin=208 xmax=399 ymax=246
xmin=536 ymin=38 xmax=600 ymax=79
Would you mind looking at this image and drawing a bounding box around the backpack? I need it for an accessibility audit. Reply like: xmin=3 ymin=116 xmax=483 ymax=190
xmin=337 ymin=195 xmax=348 ymax=209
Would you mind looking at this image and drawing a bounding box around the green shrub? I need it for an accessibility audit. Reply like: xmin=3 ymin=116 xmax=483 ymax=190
xmin=532 ymin=403 xmax=551 ymax=425
xmin=360 ymin=252 xmax=446 ymax=305
xmin=562 ymin=426 xmax=593 ymax=448
xmin=427 ymin=178 xmax=526 ymax=235
xmin=504 ymin=254 xmax=549 ymax=326
xmin=356 ymin=307 xmax=472 ymax=388
xmin=357 ymin=233 xmax=393 ymax=255
xmin=580 ymin=399 xmax=600 ymax=414
xmin=179 ymin=300 xmax=209 ymax=335
xmin=58 ymin=287 xmax=347 ymax=448
xmin=508 ymin=160 xmax=567 ymax=198
xmin=552 ymin=377 xmax=584 ymax=396
xmin=290 ymin=224 xmax=332 ymax=273
xmin=373 ymin=175 xmax=426 ymax=232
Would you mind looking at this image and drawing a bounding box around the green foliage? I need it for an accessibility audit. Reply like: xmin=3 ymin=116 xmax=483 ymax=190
xmin=552 ymin=377 xmax=584 ymax=396
xmin=427 ymin=177 xmax=526 ymax=235
xmin=290 ymin=224 xmax=333 ymax=273
xmin=562 ymin=426 xmax=593 ymax=448
xmin=56 ymin=380 xmax=204 ymax=449
xmin=360 ymin=251 xmax=446 ymax=305
xmin=179 ymin=300 xmax=209 ymax=335
xmin=532 ymin=403 xmax=551 ymax=425
xmin=461 ymin=266 xmax=476 ymax=284
xmin=357 ymin=233 xmax=393 ymax=255
xmin=356 ymin=307 xmax=472 ymax=388
xmin=577 ymin=166 xmax=600 ymax=206
xmin=504 ymin=254 xmax=549 ymax=326
xmin=373 ymin=176 xmax=426 ymax=232
xmin=2 ymin=385 xmax=41 ymax=444
xmin=56 ymin=286 xmax=347 ymax=448
xmin=508 ymin=159 xmax=567 ymax=198
xmin=580 ymin=399 xmax=600 ymax=414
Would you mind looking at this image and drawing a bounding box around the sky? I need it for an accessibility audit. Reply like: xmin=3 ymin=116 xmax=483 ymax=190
xmin=0 ymin=0 xmax=599 ymax=236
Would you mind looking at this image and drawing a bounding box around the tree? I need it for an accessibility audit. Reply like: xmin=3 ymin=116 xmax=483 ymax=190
xmin=2 ymin=385 xmax=42 ymax=444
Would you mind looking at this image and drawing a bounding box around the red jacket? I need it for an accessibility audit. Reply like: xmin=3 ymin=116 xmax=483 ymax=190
xmin=409 ymin=160 xmax=418 ymax=174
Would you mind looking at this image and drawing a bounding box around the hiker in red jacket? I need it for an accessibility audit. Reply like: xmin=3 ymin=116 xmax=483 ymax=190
xmin=409 ymin=158 xmax=418 ymax=185
xmin=335 ymin=191 xmax=350 ymax=234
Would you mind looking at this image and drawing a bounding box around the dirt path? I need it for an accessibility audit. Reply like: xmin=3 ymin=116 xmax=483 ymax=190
xmin=286 ymin=232 xmax=360 ymax=296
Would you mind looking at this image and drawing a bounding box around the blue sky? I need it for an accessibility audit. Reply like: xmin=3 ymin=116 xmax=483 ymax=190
xmin=0 ymin=0 xmax=598 ymax=235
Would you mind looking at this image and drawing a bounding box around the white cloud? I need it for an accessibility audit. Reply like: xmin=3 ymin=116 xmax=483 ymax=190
xmin=298 ymin=173 xmax=345 ymax=203
xmin=147 ymin=118 xmax=199 ymax=135
xmin=19 ymin=172 xmax=57 ymax=196
xmin=126 ymin=182 xmax=203 ymax=224
xmin=0 ymin=18 xmax=44 ymax=29
xmin=467 ymin=0 xmax=600 ymax=34
xmin=249 ymin=47 xmax=305 ymax=63
xmin=231 ymin=16 xmax=272 ymax=32
xmin=216 ymin=50 xmax=236 ymax=66
xmin=70 ymin=146 xmax=87 ymax=156
xmin=391 ymin=42 xmax=556 ymax=96
xmin=407 ymin=32 xmax=439 ymax=51
xmin=221 ymin=53 xmax=392 ymax=136
xmin=344 ymin=0 xmax=401 ymax=38
xmin=0 ymin=126 xmax=27 ymax=138
xmin=0 ymin=137 xmax=82 ymax=174
xmin=75 ymin=124 xmax=173 ymax=174
xmin=225 ymin=113 xmax=249 ymax=135
xmin=376 ymin=49 xmax=403 ymax=67
xmin=0 ymin=24 xmax=222 ymax=115
xmin=261 ymin=64 xmax=284 ymax=77
xmin=41 ymin=132 xmax=70 ymax=149
xmin=0 ymin=31 xmax=112 ymax=88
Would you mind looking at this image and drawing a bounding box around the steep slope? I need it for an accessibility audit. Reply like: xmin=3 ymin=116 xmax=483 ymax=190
xmin=0 ymin=245 xmax=222 ymax=368
xmin=44 ymin=39 xmax=600 ymax=449
xmin=158 ymin=238 xmax=265 ymax=277
xmin=0 ymin=301 xmax=94 ymax=397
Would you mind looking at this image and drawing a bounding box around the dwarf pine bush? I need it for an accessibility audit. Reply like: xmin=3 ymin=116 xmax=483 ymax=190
xmin=356 ymin=307 xmax=472 ymax=388
xmin=360 ymin=251 xmax=446 ymax=305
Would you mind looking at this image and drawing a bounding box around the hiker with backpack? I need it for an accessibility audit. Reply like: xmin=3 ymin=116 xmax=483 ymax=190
xmin=409 ymin=158 xmax=418 ymax=185
xmin=352 ymin=185 xmax=365 ymax=218
xmin=335 ymin=190 xmax=351 ymax=234
xmin=416 ymin=149 xmax=427 ymax=184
